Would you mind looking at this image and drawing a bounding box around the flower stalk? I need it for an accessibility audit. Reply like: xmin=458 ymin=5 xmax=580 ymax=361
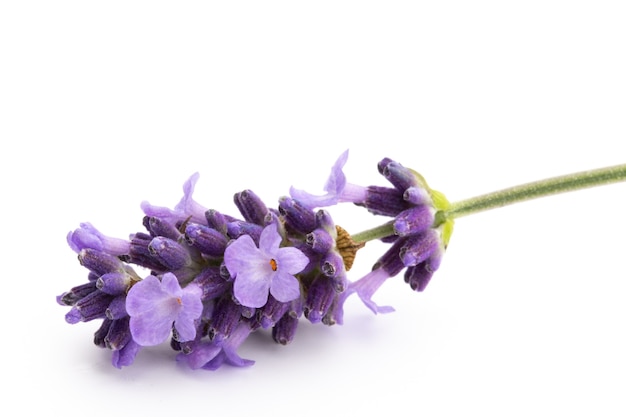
xmin=445 ymin=163 xmax=626 ymax=219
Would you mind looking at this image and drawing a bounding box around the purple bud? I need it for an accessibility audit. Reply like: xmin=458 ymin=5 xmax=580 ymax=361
xmin=78 ymin=249 xmax=123 ymax=276
xmin=105 ymin=294 xmax=128 ymax=320
xmin=272 ymin=313 xmax=299 ymax=345
xmin=97 ymin=272 xmax=131 ymax=295
xmin=240 ymin=306 xmax=256 ymax=319
xmin=144 ymin=216 xmax=182 ymax=240
xmin=205 ymin=209 xmax=232 ymax=235
xmin=393 ymin=205 xmax=434 ymax=236
xmin=315 ymin=209 xmax=336 ymax=233
xmin=404 ymin=186 xmax=431 ymax=205
xmin=279 ymin=197 xmax=317 ymax=234
xmin=92 ymin=318 xmax=112 ymax=347
xmin=404 ymin=262 xmax=435 ymax=292
xmin=74 ymin=290 xmax=115 ymax=322
xmin=104 ymin=316 xmax=132 ymax=350
xmin=304 ymin=276 xmax=336 ymax=324
xmin=111 ymin=339 xmax=141 ymax=369
xmin=57 ymin=281 xmax=98 ymax=306
xmin=321 ymin=251 xmax=343 ymax=278
xmin=125 ymin=233 xmax=168 ymax=271
xmin=258 ymin=295 xmax=291 ymax=329
xmin=377 ymin=157 xmax=394 ymax=174
xmin=148 ymin=237 xmax=191 ymax=270
xmin=374 ymin=237 xmax=408 ymax=276
xmin=219 ymin=262 xmax=233 ymax=282
xmin=399 ymin=231 xmax=440 ymax=267
xmin=358 ymin=186 xmax=411 ymax=217
xmin=208 ymin=296 xmax=243 ymax=343
xmin=306 ymin=229 xmax=334 ymax=254
xmin=227 ymin=221 xmax=262 ymax=243
xmin=65 ymin=307 xmax=82 ymax=324
xmin=322 ymin=251 xmax=348 ymax=293
xmin=381 ymin=161 xmax=419 ymax=191
xmin=193 ymin=267 xmax=230 ymax=300
xmin=234 ymin=190 xmax=269 ymax=226
xmin=185 ymin=223 xmax=228 ymax=257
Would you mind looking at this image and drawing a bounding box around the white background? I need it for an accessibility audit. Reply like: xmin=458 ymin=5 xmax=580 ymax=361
xmin=2 ymin=1 xmax=626 ymax=416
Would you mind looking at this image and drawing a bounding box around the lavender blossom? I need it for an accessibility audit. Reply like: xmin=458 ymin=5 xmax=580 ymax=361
xmin=289 ymin=149 xmax=367 ymax=208
xmin=140 ymin=172 xmax=208 ymax=225
xmin=126 ymin=273 xmax=203 ymax=346
xmin=224 ymin=223 xmax=309 ymax=308
xmin=177 ymin=321 xmax=255 ymax=370
xmin=67 ymin=223 xmax=130 ymax=255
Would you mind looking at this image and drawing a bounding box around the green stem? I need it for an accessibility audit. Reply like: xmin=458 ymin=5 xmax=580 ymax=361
xmin=446 ymin=163 xmax=626 ymax=219
xmin=351 ymin=163 xmax=626 ymax=243
xmin=351 ymin=221 xmax=395 ymax=243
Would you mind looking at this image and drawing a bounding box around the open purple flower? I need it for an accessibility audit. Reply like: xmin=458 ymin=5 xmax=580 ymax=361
xmin=289 ymin=149 xmax=367 ymax=208
xmin=140 ymin=173 xmax=208 ymax=225
xmin=224 ymin=223 xmax=309 ymax=308
xmin=126 ymin=272 xmax=203 ymax=346
xmin=340 ymin=268 xmax=395 ymax=315
xmin=67 ymin=222 xmax=130 ymax=255
xmin=177 ymin=321 xmax=255 ymax=370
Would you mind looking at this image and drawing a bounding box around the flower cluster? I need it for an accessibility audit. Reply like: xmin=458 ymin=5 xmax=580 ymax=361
xmin=58 ymin=150 xmax=451 ymax=370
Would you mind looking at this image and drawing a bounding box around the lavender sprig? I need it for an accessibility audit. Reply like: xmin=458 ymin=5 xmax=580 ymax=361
xmin=57 ymin=150 xmax=626 ymax=371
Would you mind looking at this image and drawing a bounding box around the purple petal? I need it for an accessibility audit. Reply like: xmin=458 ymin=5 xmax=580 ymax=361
xmin=259 ymin=223 xmax=282 ymax=255
xmin=111 ymin=339 xmax=141 ymax=369
xmin=174 ymin=172 xmax=208 ymax=223
xmin=178 ymin=341 xmax=222 ymax=370
xmin=224 ymin=235 xmax=267 ymax=276
xmin=269 ymin=271 xmax=300 ymax=303
xmin=288 ymin=189 xmax=339 ymax=209
xmin=129 ymin=306 xmax=175 ymax=346
xmin=233 ymin=270 xmax=272 ymax=308
xmin=126 ymin=275 xmax=181 ymax=346
xmin=140 ymin=173 xmax=208 ymax=225
xmin=175 ymin=284 xmax=203 ymax=342
xmin=160 ymin=272 xmax=183 ymax=297
xmin=323 ymin=149 xmax=349 ymax=194
xmin=289 ymin=150 xmax=349 ymax=208
xmin=276 ymin=246 xmax=310 ymax=275
xmin=343 ymin=268 xmax=395 ymax=315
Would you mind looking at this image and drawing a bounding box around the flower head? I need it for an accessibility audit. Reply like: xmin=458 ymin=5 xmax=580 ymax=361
xmin=224 ymin=223 xmax=309 ymax=308
xmin=126 ymin=273 xmax=203 ymax=346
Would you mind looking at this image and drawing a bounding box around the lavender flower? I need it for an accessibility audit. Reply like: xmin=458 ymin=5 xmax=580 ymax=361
xmin=224 ymin=223 xmax=309 ymax=308
xmin=67 ymin=223 xmax=130 ymax=255
xmin=140 ymin=172 xmax=208 ymax=225
xmin=177 ymin=321 xmax=255 ymax=370
xmin=126 ymin=273 xmax=203 ymax=346
xmin=289 ymin=149 xmax=368 ymax=208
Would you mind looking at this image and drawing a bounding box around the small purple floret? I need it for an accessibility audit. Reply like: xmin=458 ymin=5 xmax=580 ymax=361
xmin=341 ymin=268 xmax=395 ymax=315
xmin=126 ymin=273 xmax=203 ymax=346
xmin=141 ymin=173 xmax=208 ymax=225
xmin=289 ymin=149 xmax=367 ymax=208
xmin=67 ymin=223 xmax=130 ymax=255
xmin=224 ymin=223 xmax=309 ymax=308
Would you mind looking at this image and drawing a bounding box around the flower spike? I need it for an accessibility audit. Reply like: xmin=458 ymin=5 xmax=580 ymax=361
xmin=58 ymin=154 xmax=626 ymax=372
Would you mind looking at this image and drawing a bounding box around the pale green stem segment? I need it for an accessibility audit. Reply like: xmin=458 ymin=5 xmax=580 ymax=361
xmin=351 ymin=221 xmax=395 ymax=244
xmin=445 ymin=163 xmax=626 ymax=219
xmin=351 ymin=163 xmax=626 ymax=243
